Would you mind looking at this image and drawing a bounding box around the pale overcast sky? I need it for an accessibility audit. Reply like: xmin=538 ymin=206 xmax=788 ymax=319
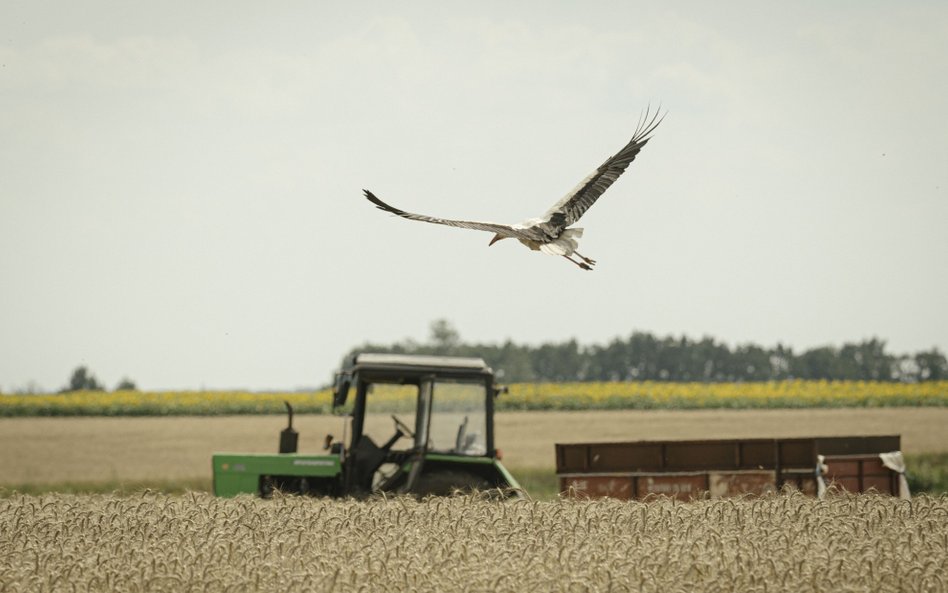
xmin=1 ymin=2 xmax=946 ymax=391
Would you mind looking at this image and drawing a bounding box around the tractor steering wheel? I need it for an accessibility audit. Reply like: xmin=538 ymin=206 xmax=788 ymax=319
xmin=391 ymin=414 xmax=415 ymax=438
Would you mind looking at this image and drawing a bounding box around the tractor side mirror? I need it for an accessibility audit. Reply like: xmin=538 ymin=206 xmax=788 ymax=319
xmin=493 ymin=385 xmax=509 ymax=398
xmin=332 ymin=373 xmax=351 ymax=408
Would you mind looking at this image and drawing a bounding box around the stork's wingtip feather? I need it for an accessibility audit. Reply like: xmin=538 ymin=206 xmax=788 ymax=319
xmin=362 ymin=189 xmax=401 ymax=215
xmin=363 ymin=189 xmax=382 ymax=206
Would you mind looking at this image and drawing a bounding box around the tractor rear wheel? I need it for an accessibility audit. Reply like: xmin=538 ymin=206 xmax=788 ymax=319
xmin=413 ymin=470 xmax=492 ymax=497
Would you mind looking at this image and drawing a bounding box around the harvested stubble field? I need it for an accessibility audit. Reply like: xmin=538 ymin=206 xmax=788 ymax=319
xmin=1 ymin=408 xmax=946 ymax=489
xmin=1 ymin=490 xmax=946 ymax=593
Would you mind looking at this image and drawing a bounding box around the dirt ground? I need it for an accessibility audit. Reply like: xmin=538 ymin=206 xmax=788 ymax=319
xmin=1 ymin=408 xmax=945 ymax=485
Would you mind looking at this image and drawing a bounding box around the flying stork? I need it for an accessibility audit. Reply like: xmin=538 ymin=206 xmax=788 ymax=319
xmin=363 ymin=109 xmax=663 ymax=270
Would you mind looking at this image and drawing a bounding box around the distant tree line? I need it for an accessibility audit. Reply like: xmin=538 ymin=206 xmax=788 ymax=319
xmin=58 ymin=366 xmax=136 ymax=393
xmin=347 ymin=320 xmax=947 ymax=383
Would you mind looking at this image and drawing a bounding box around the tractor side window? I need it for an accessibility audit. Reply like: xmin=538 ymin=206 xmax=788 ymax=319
xmin=428 ymin=380 xmax=488 ymax=456
xmin=362 ymin=382 xmax=418 ymax=450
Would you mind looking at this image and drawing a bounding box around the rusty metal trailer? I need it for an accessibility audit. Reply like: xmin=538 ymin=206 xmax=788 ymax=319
xmin=556 ymin=435 xmax=907 ymax=500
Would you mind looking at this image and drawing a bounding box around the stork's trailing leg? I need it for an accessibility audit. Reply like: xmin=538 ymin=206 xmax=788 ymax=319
xmin=574 ymin=251 xmax=597 ymax=266
xmin=562 ymin=254 xmax=593 ymax=271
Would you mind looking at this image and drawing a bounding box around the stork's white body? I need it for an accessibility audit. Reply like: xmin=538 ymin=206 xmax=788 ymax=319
xmin=527 ymin=228 xmax=584 ymax=257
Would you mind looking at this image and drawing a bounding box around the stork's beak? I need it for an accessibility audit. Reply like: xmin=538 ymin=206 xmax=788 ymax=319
xmin=489 ymin=233 xmax=505 ymax=246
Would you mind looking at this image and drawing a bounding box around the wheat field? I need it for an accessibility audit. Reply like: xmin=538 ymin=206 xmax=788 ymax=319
xmin=1 ymin=490 xmax=945 ymax=593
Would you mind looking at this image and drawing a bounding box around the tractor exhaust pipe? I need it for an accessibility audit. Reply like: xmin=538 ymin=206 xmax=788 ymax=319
xmin=279 ymin=401 xmax=299 ymax=453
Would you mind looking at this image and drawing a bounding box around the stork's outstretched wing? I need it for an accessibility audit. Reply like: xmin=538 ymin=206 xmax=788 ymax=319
xmin=363 ymin=190 xmax=542 ymax=241
xmin=541 ymin=108 xmax=664 ymax=229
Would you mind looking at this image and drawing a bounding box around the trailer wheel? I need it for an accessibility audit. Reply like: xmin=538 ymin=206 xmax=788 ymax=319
xmin=413 ymin=470 xmax=492 ymax=497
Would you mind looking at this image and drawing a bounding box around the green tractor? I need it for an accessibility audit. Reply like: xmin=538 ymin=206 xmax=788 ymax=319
xmin=213 ymin=353 xmax=521 ymax=497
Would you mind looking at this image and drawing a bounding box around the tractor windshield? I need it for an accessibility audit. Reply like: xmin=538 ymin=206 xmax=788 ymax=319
xmin=426 ymin=379 xmax=488 ymax=456
xmin=361 ymin=382 xmax=418 ymax=451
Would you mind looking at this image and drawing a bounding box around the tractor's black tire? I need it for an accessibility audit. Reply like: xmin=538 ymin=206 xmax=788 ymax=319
xmin=413 ymin=470 xmax=492 ymax=497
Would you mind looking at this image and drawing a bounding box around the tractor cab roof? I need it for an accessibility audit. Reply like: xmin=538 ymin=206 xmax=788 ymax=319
xmin=333 ymin=353 xmax=494 ymax=407
xmin=346 ymin=353 xmax=490 ymax=373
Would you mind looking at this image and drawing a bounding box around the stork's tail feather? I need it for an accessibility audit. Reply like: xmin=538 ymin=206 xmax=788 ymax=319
xmin=540 ymin=243 xmax=569 ymax=256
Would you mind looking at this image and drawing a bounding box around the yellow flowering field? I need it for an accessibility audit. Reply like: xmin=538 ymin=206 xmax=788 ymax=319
xmin=0 ymin=390 xmax=334 ymax=417
xmin=1 ymin=380 xmax=946 ymax=416
xmin=503 ymin=380 xmax=948 ymax=410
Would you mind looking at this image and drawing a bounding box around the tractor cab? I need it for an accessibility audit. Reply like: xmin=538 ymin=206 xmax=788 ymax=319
xmin=212 ymin=353 xmax=520 ymax=498
xmin=332 ymin=353 xmax=511 ymax=496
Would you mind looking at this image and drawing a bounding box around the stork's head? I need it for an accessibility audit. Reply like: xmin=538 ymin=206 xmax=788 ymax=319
xmin=489 ymin=233 xmax=508 ymax=246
